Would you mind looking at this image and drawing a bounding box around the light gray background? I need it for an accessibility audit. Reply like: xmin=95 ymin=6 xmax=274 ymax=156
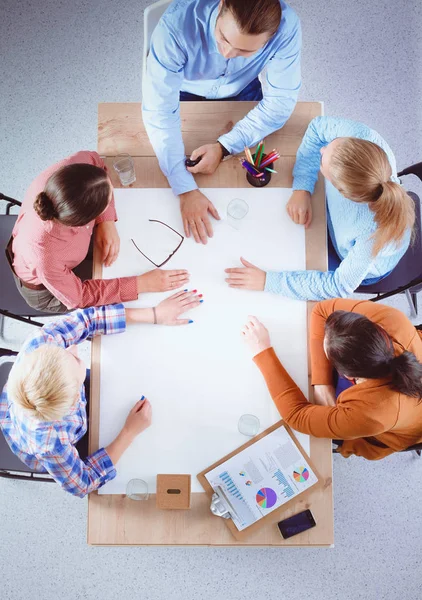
xmin=1 ymin=1 xmax=421 ymax=599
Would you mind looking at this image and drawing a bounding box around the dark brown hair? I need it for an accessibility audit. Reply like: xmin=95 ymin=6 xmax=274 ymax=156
xmin=325 ymin=311 xmax=422 ymax=399
xmin=221 ymin=0 xmax=282 ymax=36
xmin=33 ymin=163 xmax=110 ymax=227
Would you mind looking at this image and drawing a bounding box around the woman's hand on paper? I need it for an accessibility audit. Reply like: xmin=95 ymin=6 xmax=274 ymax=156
xmin=137 ymin=269 xmax=190 ymax=294
xmin=179 ymin=189 xmax=220 ymax=244
xmin=225 ymin=257 xmax=266 ymax=291
xmin=313 ymin=385 xmax=337 ymax=407
xmin=123 ymin=398 xmax=152 ymax=439
xmin=155 ymin=289 xmax=202 ymax=325
xmin=286 ymin=190 xmax=312 ymax=228
xmin=186 ymin=143 xmax=223 ymax=176
xmin=96 ymin=221 xmax=120 ymax=267
xmin=241 ymin=316 xmax=272 ymax=357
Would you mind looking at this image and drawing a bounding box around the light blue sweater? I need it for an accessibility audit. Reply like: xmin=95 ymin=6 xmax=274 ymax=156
xmin=265 ymin=116 xmax=410 ymax=300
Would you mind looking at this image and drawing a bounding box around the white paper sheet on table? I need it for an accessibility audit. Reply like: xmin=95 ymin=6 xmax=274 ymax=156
xmin=98 ymin=188 xmax=310 ymax=494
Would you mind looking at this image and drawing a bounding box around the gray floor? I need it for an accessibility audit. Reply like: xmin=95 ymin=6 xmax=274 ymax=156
xmin=1 ymin=1 xmax=422 ymax=599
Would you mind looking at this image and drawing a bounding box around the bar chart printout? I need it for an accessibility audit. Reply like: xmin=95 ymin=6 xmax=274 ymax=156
xmin=205 ymin=426 xmax=319 ymax=531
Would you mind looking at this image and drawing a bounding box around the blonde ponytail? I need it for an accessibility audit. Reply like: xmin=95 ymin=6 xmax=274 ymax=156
xmin=370 ymin=180 xmax=415 ymax=255
xmin=329 ymin=138 xmax=415 ymax=256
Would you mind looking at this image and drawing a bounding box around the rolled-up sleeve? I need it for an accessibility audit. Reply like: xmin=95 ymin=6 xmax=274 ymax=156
xmin=142 ymin=21 xmax=197 ymax=196
xmin=41 ymin=441 xmax=116 ymax=498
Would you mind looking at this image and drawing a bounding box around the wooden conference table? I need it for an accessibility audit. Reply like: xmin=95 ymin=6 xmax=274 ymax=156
xmin=88 ymin=101 xmax=332 ymax=546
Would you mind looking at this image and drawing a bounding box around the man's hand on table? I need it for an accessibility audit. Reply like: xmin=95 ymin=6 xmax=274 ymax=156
xmin=136 ymin=269 xmax=190 ymax=294
xmin=225 ymin=257 xmax=266 ymax=291
xmin=186 ymin=143 xmax=223 ymax=176
xmin=313 ymin=384 xmax=337 ymax=406
xmin=96 ymin=221 xmax=120 ymax=267
xmin=180 ymin=189 xmax=220 ymax=244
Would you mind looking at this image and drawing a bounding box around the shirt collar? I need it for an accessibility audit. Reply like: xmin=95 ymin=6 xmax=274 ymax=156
xmin=208 ymin=4 xmax=220 ymax=54
xmin=41 ymin=218 xmax=90 ymax=239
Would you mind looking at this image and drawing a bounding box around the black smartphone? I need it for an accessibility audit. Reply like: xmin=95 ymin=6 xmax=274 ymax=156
xmin=185 ymin=156 xmax=203 ymax=168
xmin=277 ymin=509 xmax=316 ymax=539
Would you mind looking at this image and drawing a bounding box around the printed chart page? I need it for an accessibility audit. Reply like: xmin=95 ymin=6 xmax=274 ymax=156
xmin=98 ymin=188 xmax=310 ymax=494
xmin=205 ymin=425 xmax=318 ymax=531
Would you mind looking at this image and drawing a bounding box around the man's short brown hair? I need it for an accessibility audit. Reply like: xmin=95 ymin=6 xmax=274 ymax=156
xmin=221 ymin=0 xmax=282 ymax=37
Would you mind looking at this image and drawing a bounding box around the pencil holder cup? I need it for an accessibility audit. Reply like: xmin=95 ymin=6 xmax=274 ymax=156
xmin=246 ymin=154 xmax=273 ymax=188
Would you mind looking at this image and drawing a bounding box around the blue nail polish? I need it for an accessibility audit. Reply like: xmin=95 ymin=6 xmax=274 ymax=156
xmin=189 ymin=320 xmax=194 ymax=323
xmin=184 ymin=289 xmax=188 ymax=292
xmin=141 ymin=395 xmax=145 ymax=400
xmin=200 ymin=299 xmax=204 ymax=303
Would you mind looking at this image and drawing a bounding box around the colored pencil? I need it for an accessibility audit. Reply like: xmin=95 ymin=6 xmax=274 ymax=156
xmin=264 ymin=167 xmax=277 ymax=173
xmin=260 ymin=153 xmax=280 ymax=168
xmin=241 ymin=159 xmax=264 ymax=178
xmin=244 ymin=146 xmax=254 ymax=165
xmin=241 ymin=159 xmax=260 ymax=174
xmin=255 ymin=141 xmax=265 ymax=167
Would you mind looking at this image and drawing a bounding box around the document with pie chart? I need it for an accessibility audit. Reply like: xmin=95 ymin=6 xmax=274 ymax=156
xmin=204 ymin=425 xmax=319 ymax=531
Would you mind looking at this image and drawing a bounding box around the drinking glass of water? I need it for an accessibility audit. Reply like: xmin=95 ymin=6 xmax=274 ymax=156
xmin=113 ymin=153 xmax=136 ymax=186
xmin=238 ymin=414 xmax=260 ymax=437
xmin=227 ymin=198 xmax=249 ymax=230
xmin=126 ymin=478 xmax=149 ymax=501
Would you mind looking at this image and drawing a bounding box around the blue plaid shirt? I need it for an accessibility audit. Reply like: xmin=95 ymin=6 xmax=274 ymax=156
xmin=0 ymin=304 xmax=126 ymax=498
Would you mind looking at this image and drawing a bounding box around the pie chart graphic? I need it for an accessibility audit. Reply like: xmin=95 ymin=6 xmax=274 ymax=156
xmin=293 ymin=467 xmax=310 ymax=483
xmin=256 ymin=487 xmax=277 ymax=509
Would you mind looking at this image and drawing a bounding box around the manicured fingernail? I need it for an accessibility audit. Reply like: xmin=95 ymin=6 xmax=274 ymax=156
xmin=189 ymin=320 xmax=194 ymax=324
xmin=141 ymin=395 xmax=145 ymax=400
xmin=184 ymin=289 xmax=188 ymax=291
xmin=200 ymin=299 xmax=204 ymax=303
xmin=198 ymin=294 xmax=203 ymax=298
xmin=192 ymin=289 xmax=197 ymax=293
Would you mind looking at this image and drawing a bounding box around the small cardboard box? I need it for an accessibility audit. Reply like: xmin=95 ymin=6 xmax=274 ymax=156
xmin=156 ymin=474 xmax=191 ymax=510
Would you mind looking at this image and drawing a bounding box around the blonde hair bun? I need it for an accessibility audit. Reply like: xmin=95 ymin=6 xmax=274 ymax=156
xmin=7 ymin=346 xmax=80 ymax=422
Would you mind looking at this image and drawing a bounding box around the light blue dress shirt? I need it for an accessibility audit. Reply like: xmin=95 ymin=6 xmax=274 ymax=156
xmin=265 ymin=116 xmax=411 ymax=301
xmin=142 ymin=0 xmax=302 ymax=196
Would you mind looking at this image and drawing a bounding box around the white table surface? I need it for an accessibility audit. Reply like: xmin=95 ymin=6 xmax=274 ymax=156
xmin=98 ymin=188 xmax=309 ymax=494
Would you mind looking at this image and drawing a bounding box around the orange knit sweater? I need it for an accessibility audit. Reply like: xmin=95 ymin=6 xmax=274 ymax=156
xmin=253 ymin=299 xmax=422 ymax=460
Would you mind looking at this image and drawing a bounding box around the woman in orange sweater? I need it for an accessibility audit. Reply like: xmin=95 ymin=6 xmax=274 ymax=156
xmin=242 ymin=299 xmax=422 ymax=460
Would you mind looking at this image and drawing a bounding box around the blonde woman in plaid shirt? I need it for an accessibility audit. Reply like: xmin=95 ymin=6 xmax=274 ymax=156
xmin=0 ymin=290 xmax=201 ymax=497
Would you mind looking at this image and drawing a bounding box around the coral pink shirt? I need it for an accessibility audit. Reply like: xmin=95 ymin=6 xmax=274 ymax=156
xmin=12 ymin=151 xmax=138 ymax=309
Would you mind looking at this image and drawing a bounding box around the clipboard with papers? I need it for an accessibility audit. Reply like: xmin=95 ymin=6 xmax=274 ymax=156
xmin=197 ymin=421 xmax=321 ymax=540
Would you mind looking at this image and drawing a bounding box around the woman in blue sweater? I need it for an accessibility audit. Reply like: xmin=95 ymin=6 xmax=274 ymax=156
xmin=225 ymin=117 xmax=414 ymax=300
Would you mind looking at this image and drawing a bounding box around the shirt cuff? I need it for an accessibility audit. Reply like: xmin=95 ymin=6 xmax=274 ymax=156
xmin=120 ymin=276 xmax=139 ymax=302
xmin=252 ymin=347 xmax=274 ymax=366
xmin=85 ymin=447 xmax=117 ymax=487
xmin=218 ymin=133 xmax=242 ymax=156
xmin=292 ymin=179 xmax=315 ymax=194
xmin=167 ymin=169 xmax=198 ymax=197
xmin=264 ymin=271 xmax=283 ymax=294
xmin=96 ymin=209 xmax=117 ymax=224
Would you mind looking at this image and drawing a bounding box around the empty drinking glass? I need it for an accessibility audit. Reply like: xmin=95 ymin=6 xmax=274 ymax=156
xmin=227 ymin=198 xmax=249 ymax=230
xmin=113 ymin=153 xmax=136 ymax=186
xmin=126 ymin=478 xmax=149 ymax=501
xmin=238 ymin=414 xmax=260 ymax=437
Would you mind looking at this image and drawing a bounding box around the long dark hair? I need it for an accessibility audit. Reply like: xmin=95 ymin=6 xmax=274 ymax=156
xmin=33 ymin=163 xmax=110 ymax=227
xmin=325 ymin=311 xmax=422 ymax=399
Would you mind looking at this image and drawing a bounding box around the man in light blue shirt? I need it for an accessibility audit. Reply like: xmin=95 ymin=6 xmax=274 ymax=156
xmin=142 ymin=0 xmax=302 ymax=244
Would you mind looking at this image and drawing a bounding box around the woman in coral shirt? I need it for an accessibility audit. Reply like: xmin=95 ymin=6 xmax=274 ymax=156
xmin=10 ymin=151 xmax=189 ymax=312
xmin=242 ymin=299 xmax=422 ymax=460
